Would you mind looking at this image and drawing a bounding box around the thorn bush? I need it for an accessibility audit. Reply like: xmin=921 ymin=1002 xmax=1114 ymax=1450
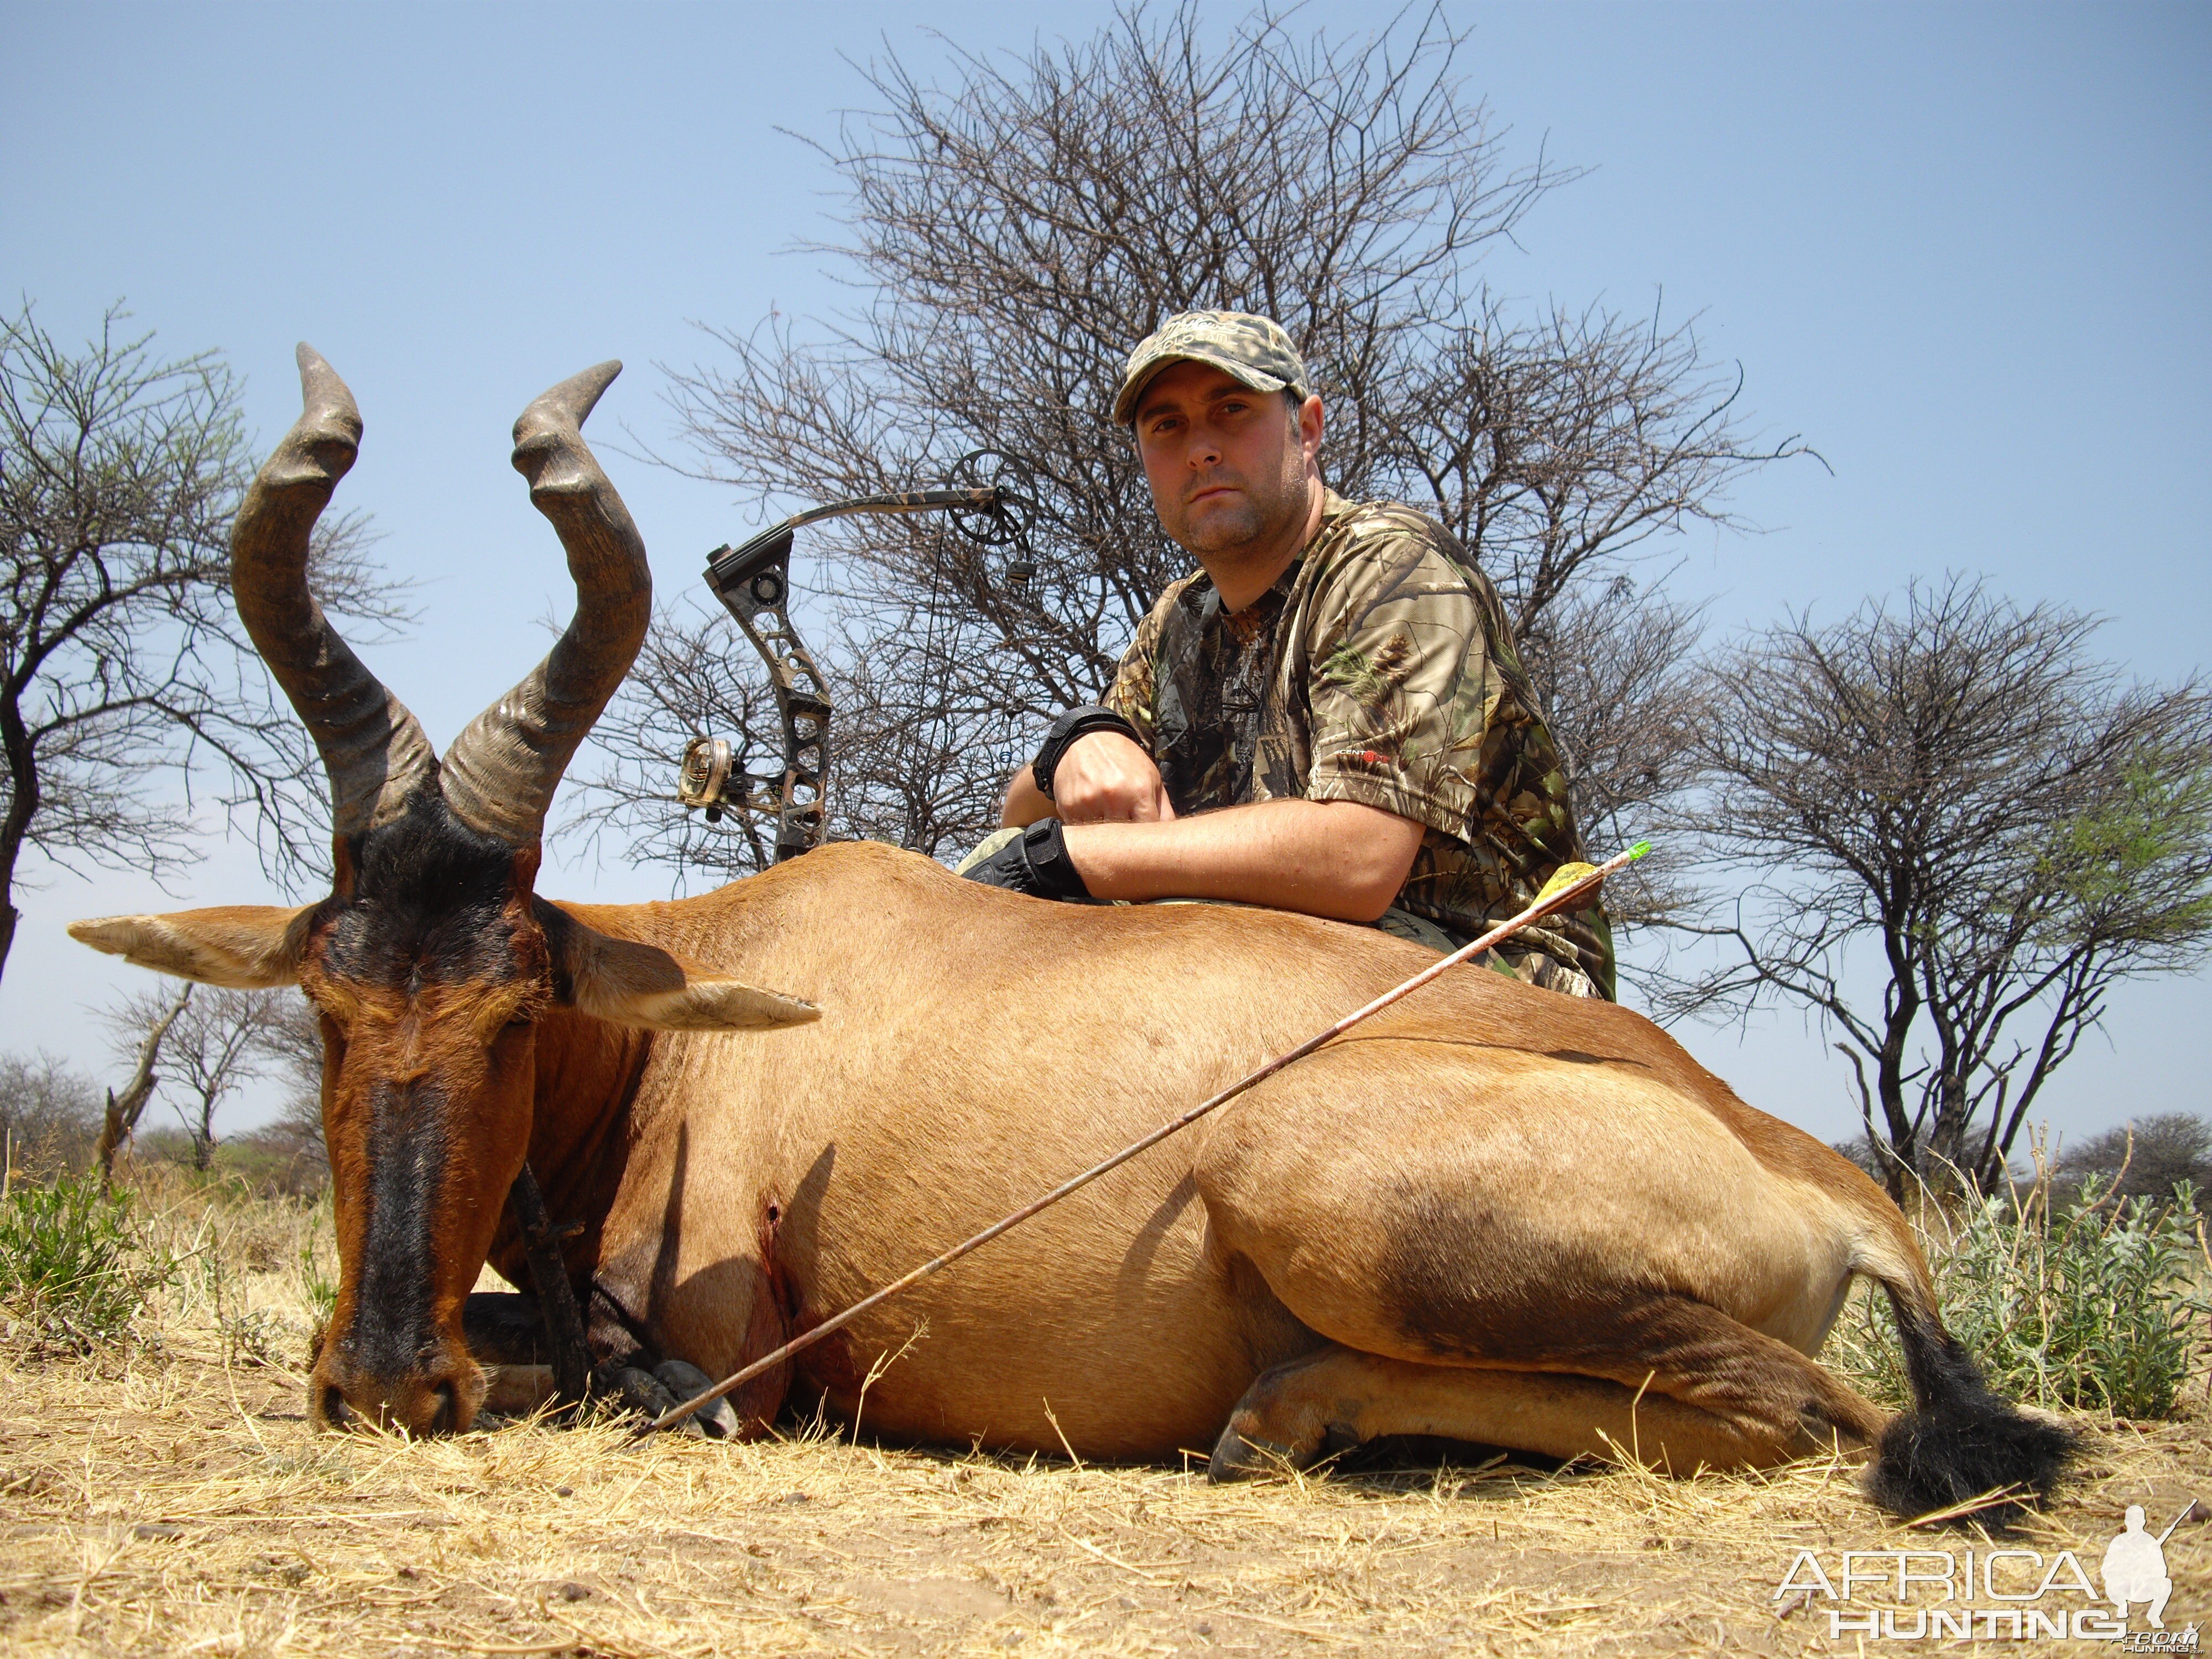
xmin=1834 ymin=1175 xmax=2210 ymax=1420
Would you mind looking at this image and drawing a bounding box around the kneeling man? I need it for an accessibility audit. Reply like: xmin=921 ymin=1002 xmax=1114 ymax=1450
xmin=966 ymin=311 xmax=1613 ymax=1000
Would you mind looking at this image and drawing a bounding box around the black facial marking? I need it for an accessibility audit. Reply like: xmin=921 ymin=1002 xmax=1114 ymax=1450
xmin=345 ymin=1070 xmax=447 ymax=1381
xmin=320 ymin=787 xmax=524 ymax=990
xmin=316 ymin=786 xmax=532 ymax=1385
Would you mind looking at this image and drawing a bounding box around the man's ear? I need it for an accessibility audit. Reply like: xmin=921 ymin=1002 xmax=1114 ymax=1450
xmin=539 ymin=902 xmax=819 ymax=1034
xmin=68 ymin=906 xmax=312 ymax=987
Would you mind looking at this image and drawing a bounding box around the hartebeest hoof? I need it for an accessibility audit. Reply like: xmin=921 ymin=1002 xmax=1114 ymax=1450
xmin=609 ymin=1366 xmax=706 ymax=1438
xmin=1207 ymin=1422 xmax=1318 ymax=1482
xmin=652 ymin=1361 xmax=739 ymax=1439
xmin=1206 ymin=1350 xmax=1346 ymax=1480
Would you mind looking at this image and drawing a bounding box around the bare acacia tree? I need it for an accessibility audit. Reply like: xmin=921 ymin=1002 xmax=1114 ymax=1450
xmin=235 ymin=989 xmax=330 ymax=1194
xmin=93 ymin=981 xmax=191 ymax=1183
xmin=571 ymin=595 xmax=1026 ymax=884
xmin=2052 ymin=1114 xmax=2212 ymax=1211
xmin=1665 ymin=577 xmax=2212 ymax=1197
xmin=101 ymin=983 xmax=291 ymax=1173
xmin=596 ymin=3 xmax=1772 ymax=889
xmin=1525 ymin=576 xmax=1709 ymax=927
xmin=0 ymin=302 xmax=410 ymax=981
xmin=0 ymin=1050 xmax=103 ymax=1178
xmin=567 ymin=600 xmax=784 ymax=883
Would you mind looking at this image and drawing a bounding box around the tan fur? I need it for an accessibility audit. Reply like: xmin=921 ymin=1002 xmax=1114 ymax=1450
xmin=69 ymin=905 xmax=312 ymax=988
xmin=1212 ymin=1344 xmax=1851 ymax=1475
xmin=546 ymin=909 xmax=821 ymax=1032
xmin=515 ymin=843 xmax=1915 ymax=1465
xmin=85 ymin=839 xmax=1923 ymax=1467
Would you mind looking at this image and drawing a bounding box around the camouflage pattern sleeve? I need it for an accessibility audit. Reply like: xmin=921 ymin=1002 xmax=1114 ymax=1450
xmin=1101 ymin=577 xmax=1183 ymax=754
xmin=1297 ymin=509 xmax=1496 ymax=839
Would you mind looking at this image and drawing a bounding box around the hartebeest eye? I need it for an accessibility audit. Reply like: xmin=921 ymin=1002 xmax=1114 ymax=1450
xmin=472 ymin=987 xmax=546 ymax=1045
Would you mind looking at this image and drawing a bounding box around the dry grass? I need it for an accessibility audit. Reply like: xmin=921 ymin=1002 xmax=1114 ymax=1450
xmin=3 ymin=1187 xmax=2210 ymax=1657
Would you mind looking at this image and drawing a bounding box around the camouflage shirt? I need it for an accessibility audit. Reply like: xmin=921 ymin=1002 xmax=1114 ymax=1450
xmin=1103 ymin=492 xmax=1615 ymax=998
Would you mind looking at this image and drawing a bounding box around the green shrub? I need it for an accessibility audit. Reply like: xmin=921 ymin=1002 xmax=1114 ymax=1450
xmin=298 ymin=1201 xmax=337 ymax=1331
xmin=1835 ymin=1175 xmax=2210 ymax=1420
xmin=0 ymin=1175 xmax=169 ymax=1346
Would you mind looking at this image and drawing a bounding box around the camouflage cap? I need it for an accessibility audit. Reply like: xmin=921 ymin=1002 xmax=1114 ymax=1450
xmin=1112 ymin=311 xmax=1311 ymax=425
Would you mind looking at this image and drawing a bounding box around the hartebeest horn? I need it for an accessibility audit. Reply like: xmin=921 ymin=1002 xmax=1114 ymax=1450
xmin=438 ymin=362 xmax=650 ymax=848
xmin=231 ymin=345 xmax=437 ymax=839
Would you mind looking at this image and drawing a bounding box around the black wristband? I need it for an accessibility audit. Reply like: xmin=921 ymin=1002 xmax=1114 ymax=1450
xmin=1031 ymin=705 xmax=1144 ymax=800
xmin=1018 ymin=819 xmax=1091 ymax=900
xmin=959 ymin=818 xmax=1093 ymax=901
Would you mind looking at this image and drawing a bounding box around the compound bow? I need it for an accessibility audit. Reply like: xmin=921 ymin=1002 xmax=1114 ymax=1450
xmin=677 ymin=451 xmax=1038 ymax=860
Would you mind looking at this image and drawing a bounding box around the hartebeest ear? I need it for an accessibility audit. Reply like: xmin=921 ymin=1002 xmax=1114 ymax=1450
xmin=68 ymin=906 xmax=312 ymax=987
xmin=539 ymin=904 xmax=818 ymax=1033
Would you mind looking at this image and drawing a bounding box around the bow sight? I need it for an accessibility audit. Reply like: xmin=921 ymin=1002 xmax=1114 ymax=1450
xmin=677 ymin=451 xmax=1038 ymax=862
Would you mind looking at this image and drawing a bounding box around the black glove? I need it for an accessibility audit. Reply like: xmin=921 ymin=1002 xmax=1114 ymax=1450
xmin=962 ymin=819 xmax=1093 ymax=901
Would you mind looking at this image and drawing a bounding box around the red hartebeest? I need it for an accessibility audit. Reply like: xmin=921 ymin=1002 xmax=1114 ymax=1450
xmin=71 ymin=351 xmax=2070 ymax=1517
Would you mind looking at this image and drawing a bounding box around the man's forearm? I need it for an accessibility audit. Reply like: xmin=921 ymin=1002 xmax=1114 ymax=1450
xmin=1001 ymin=768 xmax=1053 ymax=828
xmin=1061 ymin=798 xmax=1422 ymax=922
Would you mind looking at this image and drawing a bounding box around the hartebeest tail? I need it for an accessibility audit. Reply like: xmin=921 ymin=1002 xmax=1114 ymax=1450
xmin=1864 ymin=1271 xmax=2076 ymax=1518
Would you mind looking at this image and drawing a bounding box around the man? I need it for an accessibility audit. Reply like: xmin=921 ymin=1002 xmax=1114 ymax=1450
xmin=964 ymin=311 xmax=1613 ymax=999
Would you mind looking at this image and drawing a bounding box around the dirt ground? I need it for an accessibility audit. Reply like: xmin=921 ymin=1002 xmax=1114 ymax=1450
xmin=3 ymin=1195 xmax=2209 ymax=1656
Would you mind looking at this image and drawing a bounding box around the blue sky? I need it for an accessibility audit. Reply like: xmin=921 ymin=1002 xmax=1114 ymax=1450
xmin=3 ymin=2 xmax=2206 ymax=1147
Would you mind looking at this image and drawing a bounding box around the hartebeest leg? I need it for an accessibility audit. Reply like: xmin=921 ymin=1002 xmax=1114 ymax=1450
xmin=1208 ymin=1264 xmax=1888 ymax=1473
xmin=1337 ymin=1286 xmax=1890 ymax=1459
xmin=1208 ymin=1343 xmax=1817 ymax=1480
xmin=1194 ymin=1045 xmax=1895 ymax=1474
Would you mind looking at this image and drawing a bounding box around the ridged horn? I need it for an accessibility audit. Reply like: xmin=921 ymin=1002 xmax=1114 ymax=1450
xmin=438 ymin=362 xmax=650 ymax=847
xmin=230 ymin=345 xmax=437 ymax=839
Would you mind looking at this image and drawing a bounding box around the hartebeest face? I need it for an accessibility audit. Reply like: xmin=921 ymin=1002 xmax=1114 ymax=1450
xmin=298 ymin=806 xmax=549 ymax=1434
xmin=71 ymin=350 xmax=813 ymax=1435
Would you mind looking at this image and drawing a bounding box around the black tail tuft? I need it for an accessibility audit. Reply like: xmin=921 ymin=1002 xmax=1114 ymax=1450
xmin=1867 ymin=1288 xmax=2078 ymax=1523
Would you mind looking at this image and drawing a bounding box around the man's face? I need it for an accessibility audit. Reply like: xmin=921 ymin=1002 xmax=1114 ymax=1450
xmin=1132 ymin=361 xmax=1321 ymax=557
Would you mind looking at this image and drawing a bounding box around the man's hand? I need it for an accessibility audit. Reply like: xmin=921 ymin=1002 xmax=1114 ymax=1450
xmin=1001 ymin=731 xmax=1175 ymax=827
xmin=996 ymin=755 xmax=1424 ymax=922
xmin=1052 ymin=732 xmax=1176 ymax=823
